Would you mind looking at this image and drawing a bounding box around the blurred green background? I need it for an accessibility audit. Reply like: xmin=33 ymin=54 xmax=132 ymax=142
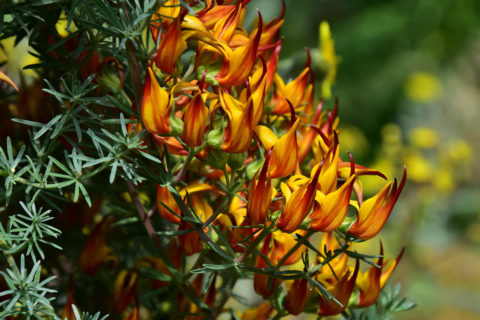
xmin=256 ymin=0 xmax=480 ymax=318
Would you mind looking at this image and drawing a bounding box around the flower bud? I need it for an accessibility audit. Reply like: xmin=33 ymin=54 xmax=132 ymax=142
xmin=206 ymin=148 xmax=228 ymax=169
xmin=246 ymin=158 xmax=264 ymax=180
xmin=227 ymin=152 xmax=246 ymax=170
xmin=206 ymin=128 xmax=224 ymax=149
xmin=168 ymin=115 xmax=183 ymax=137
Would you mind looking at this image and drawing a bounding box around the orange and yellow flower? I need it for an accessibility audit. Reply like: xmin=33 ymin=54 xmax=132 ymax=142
xmin=215 ymin=13 xmax=263 ymax=86
xmin=349 ymin=167 xmax=407 ymax=239
xmin=356 ymin=243 xmax=405 ymax=307
xmin=247 ymin=151 xmax=274 ymax=225
xmin=276 ymin=165 xmax=320 ymax=233
xmin=181 ymin=91 xmax=208 ymax=148
xmin=141 ymin=67 xmax=174 ymax=135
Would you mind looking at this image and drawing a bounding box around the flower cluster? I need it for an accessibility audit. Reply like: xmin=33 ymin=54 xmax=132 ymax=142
xmin=0 ymin=0 xmax=409 ymax=318
xmin=76 ymin=0 xmax=408 ymax=317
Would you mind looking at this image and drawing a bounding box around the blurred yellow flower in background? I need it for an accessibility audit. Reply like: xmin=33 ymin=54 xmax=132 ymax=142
xmin=405 ymin=152 xmax=434 ymax=183
xmin=404 ymin=72 xmax=442 ymax=103
xmin=408 ymin=127 xmax=439 ymax=149
xmin=318 ymin=21 xmax=339 ymax=99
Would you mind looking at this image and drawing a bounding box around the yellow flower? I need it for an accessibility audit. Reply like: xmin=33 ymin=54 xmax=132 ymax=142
xmin=404 ymin=152 xmax=434 ymax=183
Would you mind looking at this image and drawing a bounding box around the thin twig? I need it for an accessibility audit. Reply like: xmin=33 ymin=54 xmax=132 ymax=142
xmin=126 ymin=181 xmax=163 ymax=249
xmin=234 ymin=227 xmax=270 ymax=264
xmin=202 ymin=197 xmax=229 ymax=229
xmin=173 ymin=151 xmax=194 ymax=184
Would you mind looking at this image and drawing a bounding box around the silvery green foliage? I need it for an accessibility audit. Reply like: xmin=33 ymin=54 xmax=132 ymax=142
xmin=70 ymin=304 xmax=109 ymax=320
xmin=0 ymin=202 xmax=61 ymax=260
xmin=0 ymin=255 xmax=57 ymax=319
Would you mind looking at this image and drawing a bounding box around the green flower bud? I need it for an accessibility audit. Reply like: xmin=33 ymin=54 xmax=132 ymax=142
xmin=206 ymin=148 xmax=228 ymax=169
xmin=98 ymin=68 xmax=122 ymax=92
xmin=338 ymin=215 xmax=356 ymax=234
xmin=246 ymin=158 xmax=264 ymax=180
xmin=206 ymin=128 xmax=224 ymax=149
xmin=169 ymin=116 xmax=184 ymax=137
xmin=227 ymin=152 xmax=246 ymax=170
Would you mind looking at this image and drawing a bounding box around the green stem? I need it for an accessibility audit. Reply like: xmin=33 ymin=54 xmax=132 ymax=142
xmin=126 ymin=39 xmax=143 ymax=107
xmin=234 ymin=226 xmax=271 ymax=264
xmin=202 ymin=196 xmax=229 ymax=229
xmin=173 ymin=150 xmax=194 ymax=184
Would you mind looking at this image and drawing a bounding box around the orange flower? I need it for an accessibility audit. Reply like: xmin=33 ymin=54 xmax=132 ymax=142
xmin=348 ymin=167 xmax=407 ymax=240
xmin=215 ymin=13 xmax=262 ymax=86
xmin=197 ymin=4 xmax=237 ymax=30
xmin=318 ymin=259 xmax=359 ymax=316
xmin=219 ymin=89 xmax=254 ymax=153
xmin=284 ymin=277 xmax=311 ymax=315
xmin=211 ymin=2 xmax=244 ymax=44
xmin=157 ymin=183 xmax=214 ymax=224
xmin=79 ymin=216 xmax=118 ymax=275
xmin=150 ymin=0 xmax=181 ymax=41
xmin=276 ymin=165 xmax=320 ymax=233
xmin=155 ymin=16 xmax=186 ymax=74
xmin=268 ymin=119 xmax=299 ymax=178
xmin=356 ymin=243 xmax=405 ymax=307
xmin=243 ymin=75 xmax=267 ymax=127
xmin=246 ymin=151 xmax=273 ymax=225
xmin=113 ymin=269 xmax=138 ymax=313
xmin=141 ymin=67 xmax=174 ymax=135
xmin=270 ymin=229 xmax=307 ymax=266
xmin=258 ymin=2 xmax=284 ymax=47
xmin=310 ymin=174 xmax=355 ymax=232
xmin=157 ymin=185 xmax=181 ymax=223
xmin=250 ymin=41 xmax=281 ymax=93
xmin=316 ymin=134 xmax=340 ymax=194
xmin=272 ymin=56 xmax=313 ymax=114
xmin=181 ymin=91 xmax=208 ymax=147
